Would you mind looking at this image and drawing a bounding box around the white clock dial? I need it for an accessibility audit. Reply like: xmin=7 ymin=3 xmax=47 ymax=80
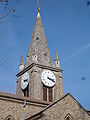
xmin=41 ymin=70 xmax=56 ymax=87
xmin=20 ymin=72 xmax=29 ymax=90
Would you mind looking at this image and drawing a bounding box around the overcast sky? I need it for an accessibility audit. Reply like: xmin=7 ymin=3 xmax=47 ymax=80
xmin=0 ymin=0 xmax=90 ymax=109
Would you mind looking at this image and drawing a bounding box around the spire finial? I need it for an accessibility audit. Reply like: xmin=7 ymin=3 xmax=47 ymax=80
xmin=37 ymin=0 xmax=40 ymax=13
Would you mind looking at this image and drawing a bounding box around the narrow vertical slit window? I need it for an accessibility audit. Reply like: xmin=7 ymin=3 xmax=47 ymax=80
xmin=23 ymin=85 xmax=29 ymax=97
xmin=43 ymin=85 xmax=47 ymax=101
xmin=48 ymin=87 xmax=52 ymax=102
xmin=27 ymin=84 xmax=29 ymax=97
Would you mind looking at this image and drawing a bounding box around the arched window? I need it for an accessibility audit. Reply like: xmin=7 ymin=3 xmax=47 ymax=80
xmin=65 ymin=114 xmax=73 ymax=120
xmin=5 ymin=115 xmax=14 ymax=120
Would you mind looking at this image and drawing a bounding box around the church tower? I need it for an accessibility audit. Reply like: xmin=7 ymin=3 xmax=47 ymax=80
xmin=16 ymin=1 xmax=63 ymax=102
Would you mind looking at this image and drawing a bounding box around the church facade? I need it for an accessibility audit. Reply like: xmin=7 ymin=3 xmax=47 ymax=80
xmin=0 ymin=3 xmax=90 ymax=120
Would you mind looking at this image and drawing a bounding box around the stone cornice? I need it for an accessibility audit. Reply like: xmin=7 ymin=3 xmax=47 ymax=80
xmin=16 ymin=63 xmax=63 ymax=77
xmin=0 ymin=92 xmax=49 ymax=107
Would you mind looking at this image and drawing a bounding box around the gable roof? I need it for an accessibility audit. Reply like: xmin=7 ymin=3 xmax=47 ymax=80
xmin=25 ymin=93 xmax=90 ymax=120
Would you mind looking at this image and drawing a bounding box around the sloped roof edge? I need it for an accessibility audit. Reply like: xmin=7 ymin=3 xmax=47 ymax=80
xmin=0 ymin=92 xmax=49 ymax=106
xmin=25 ymin=93 xmax=90 ymax=120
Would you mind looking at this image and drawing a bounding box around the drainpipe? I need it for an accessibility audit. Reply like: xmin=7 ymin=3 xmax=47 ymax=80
xmin=22 ymin=100 xmax=26 ymax=120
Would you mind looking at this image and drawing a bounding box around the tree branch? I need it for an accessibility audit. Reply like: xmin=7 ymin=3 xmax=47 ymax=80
xmin=0 ymin=8 xmax=13 ymax=19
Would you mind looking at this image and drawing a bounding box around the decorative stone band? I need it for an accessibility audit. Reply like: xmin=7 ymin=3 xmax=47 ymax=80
xmin=16 ymin=63 xmax=63 ymax=77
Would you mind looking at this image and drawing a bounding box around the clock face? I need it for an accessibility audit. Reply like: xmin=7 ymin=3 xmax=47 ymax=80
xmin=20 ymin=72 xmax=29 ymax=90
xmin=41 ymin=70 xmax=56 ymax=87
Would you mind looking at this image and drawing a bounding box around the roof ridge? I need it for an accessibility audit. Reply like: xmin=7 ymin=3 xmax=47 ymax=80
xmin=25 ymin=93 xmax=90 ymax=120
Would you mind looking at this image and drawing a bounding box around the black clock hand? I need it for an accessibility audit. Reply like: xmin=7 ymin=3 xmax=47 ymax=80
xmin=24 ymin=79 xmax=28 ymax=82
xmin=47 ymin=77 xmax=55 ymax=83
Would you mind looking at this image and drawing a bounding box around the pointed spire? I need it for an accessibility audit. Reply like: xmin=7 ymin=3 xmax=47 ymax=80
xmin=27 ymin=50 xmax=30 ymax=57
xmin=20 ymin=56 xmax=24 ymax=65
xmin=25 ymin=2 xmax=54 ymax=68
xmin=19 ymin=56 xmax=24 ymax=72
xmin=55 ymin=51 xmax=59 ymax=61
xmin=54 ymin=51 xmax=60 ymax=68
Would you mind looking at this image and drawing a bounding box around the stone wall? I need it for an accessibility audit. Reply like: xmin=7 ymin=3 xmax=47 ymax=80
xmin=41 ymin=94 xmax=90 ymax=120
xmin=27 ymin=94 xmax=90 ymax=120
xmin=16 ymin=64 xmax=63 ymax=102
xmin=0 ymin=92 xmax=49 ymax=120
